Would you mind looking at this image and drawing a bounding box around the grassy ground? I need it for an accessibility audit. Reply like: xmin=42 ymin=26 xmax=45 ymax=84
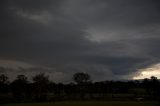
xmin=1 ymin=101 xmax=160 ymax=106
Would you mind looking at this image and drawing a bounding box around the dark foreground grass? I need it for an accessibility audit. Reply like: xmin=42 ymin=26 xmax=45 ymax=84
xmin=1 ymin=101 xmax=160 ymax=106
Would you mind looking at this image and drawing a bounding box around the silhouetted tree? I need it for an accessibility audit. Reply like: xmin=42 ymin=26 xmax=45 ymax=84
xmin=0 ymin=74 xmax=9 ymax=93
xmin=73 ymin=72 xmax=91 ymax=99
xmin=150 ymin=76 xmax=160 ymax=99
xmin=73 ymin=72 xmax=91 ymax=84
xmin=0 ymin=74 xmax=8 ymax=84
xmin=32 ymin=73 xmax=50 ymax=101
xmin=11 ymin=75 xmax=28 ymax=100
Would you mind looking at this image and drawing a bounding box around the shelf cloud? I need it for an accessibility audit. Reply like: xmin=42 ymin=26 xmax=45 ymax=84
xmin=0 ymin=0 xmax=160 ymax=82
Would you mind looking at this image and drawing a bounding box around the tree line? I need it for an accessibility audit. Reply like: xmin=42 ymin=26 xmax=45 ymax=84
xmin=0 ymin=72 xmax=160 ymax=103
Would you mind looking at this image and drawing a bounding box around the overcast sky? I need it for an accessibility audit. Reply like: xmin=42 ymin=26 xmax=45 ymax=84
xmin=0 ymin=0 xmax=160 ymax=82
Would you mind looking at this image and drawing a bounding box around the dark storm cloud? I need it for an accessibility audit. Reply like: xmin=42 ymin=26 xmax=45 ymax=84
xmin=1 ymin=0 xmax=160 ymax=82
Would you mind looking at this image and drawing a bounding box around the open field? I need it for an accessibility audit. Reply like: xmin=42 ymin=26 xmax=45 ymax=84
xmin=2 ymin=101 xmax=160 ymax=106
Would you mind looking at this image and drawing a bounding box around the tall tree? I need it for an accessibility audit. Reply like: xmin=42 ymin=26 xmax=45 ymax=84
xmin=11 ymin=75 xmax=28 ymax=100
xmin=32 ymin=73 xmax=50 ymax=101
xmin=150 ymin=76 xmax=160 ymax=98
xmin=72 ymin=72 xmax=91 ymax=99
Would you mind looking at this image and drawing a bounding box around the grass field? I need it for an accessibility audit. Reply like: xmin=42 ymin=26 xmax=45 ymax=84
xmin=1 ymin=101 xmax=160 ymax=106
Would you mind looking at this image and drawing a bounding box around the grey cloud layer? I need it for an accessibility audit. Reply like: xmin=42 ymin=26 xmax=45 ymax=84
xmin=0 ymin=0 xmax=160 ymax=82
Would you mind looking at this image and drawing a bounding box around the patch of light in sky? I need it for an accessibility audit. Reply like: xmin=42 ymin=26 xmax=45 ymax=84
xmin=133 ymin=63 xmax=160 ymax=79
